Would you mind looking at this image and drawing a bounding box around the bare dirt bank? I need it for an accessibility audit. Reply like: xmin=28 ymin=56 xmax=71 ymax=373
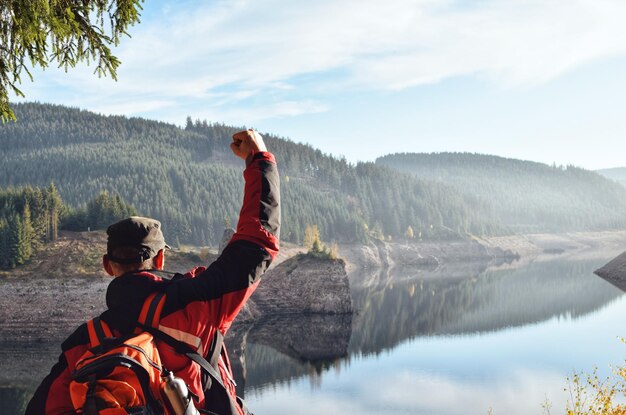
xmin=338 ymin=230 xmax=626 ymax=272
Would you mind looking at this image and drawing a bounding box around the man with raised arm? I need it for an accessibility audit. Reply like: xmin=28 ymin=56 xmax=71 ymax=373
xmin=26 ymin=129 xmax=280 ymax=415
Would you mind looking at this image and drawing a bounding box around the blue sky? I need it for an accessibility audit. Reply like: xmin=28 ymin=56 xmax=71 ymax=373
xmin=11 ymin=0 xmax=626 ymax=169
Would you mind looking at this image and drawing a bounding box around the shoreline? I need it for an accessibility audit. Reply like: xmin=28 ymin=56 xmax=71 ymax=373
xmin=1 ymin=230 xmax=625 ymax=386
xmin=337 ymin=230 xmax=626 ymax=273
xmin=2 ymin=229 xmax=625 ymax=279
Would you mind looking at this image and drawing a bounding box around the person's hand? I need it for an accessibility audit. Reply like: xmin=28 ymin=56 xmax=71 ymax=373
xmin=231 ymin=129 xmax=268 ymax=160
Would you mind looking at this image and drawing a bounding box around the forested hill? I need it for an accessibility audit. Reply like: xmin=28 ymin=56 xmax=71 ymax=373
xmin=597 ymin=167 xmax=626 ymax=187
xmin=0 ymin=103 xmax=497 ymax=246
xmin=376 ymin=152 xmax=626 ymax=233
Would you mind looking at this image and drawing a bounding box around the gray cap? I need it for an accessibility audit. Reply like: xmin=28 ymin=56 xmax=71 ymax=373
xmin=106 ymin=216 xmax=170 ymax=264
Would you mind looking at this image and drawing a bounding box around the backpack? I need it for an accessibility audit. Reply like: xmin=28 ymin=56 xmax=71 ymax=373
xmin=69 ymin=292 xmax=170 ymax=414
xmin=68 ymin=292 xmax=239 ymax=415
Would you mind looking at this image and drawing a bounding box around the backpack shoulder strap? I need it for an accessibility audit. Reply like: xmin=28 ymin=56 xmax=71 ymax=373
xmin=208 ymin=329 xmax=224 ymax=368
xmin=138 ymin=291 xmax=167 ymax=330
xmin=86 ymin=317 xmax=114 ymax=349
xmin=135 ymin=292 xmax=222 ymax=383
xmin=137 ymin=291 xmax=239 ymax=414
xmin=142 ymin=326 xmax=223 ymax=387
xmin=146 ymin=327 xmax=239 ymax=414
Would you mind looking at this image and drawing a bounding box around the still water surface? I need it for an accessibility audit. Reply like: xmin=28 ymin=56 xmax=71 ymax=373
xmin=2 ymin=254 xmax=624 ymax=415
xmin=242 ymin=255 xmax=626 ymax=415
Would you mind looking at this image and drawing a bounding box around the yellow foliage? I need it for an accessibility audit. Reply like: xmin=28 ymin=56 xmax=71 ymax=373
xmin=303 ymin=225 xmax=321 ymax=249
xmin=405 ymin=225 xmax=414 ymax=239
xmin=328 ymin=243 xmax=339 ymax=260
xmin=542 ymin=340 xmax=626 ymax=415
xmin=199 ymin=247 xmax=212 ymax=261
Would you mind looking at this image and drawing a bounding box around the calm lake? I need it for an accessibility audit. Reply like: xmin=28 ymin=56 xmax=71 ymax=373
xmin=2 ymin=252 xmax=624 ymax=415
xmin=241 ymin=253 xmax=625 ymax=415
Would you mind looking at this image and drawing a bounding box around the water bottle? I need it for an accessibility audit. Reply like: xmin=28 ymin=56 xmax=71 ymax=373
xmin=162 ymin=371 xmax=200 ymax=415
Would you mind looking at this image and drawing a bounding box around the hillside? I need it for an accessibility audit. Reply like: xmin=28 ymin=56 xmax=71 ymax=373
xmin=597 ymin=167 xmax=626 ymax=187
xmin=0 ymin=103 xmax=497 ymax=246
xmin=376 ymin=152 xmax=626 ymax=233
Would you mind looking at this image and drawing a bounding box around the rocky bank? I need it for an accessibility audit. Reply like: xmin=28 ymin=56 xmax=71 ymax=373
xmin=241 ymin=254 xmax=351 ymax=320
xmin=339 ymin=230 xmax=626 ymax=272
xmin=595 ymin=251 xmax=626 ymax=292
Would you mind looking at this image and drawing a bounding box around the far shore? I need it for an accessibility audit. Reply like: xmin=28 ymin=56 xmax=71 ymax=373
xmin=2 ymin=229 xmax=626 ymax=280
xmin=334 ymin=230 xmax=626 ymax=273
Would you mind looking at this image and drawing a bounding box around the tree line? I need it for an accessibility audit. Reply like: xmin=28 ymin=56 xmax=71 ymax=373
xmin=6 ymin=104 xmax=624 ymax=250
xmin=0 ymin=103 xmax=501 ymax=247
xmin=0 ymin=184 xmax=136 ymax=270
xmin=377 ymin=152 xmax=626 ymax=233
xmin=0 ymin=184 xmax=62 ymax=269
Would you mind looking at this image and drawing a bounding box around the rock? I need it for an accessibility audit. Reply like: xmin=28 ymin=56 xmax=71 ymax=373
xmin=226 ymin=255 xmax=353 ymax=393
xmin=250 ymin=254 xmax=352 ymax=316
xmin=339 ymin=237 xmax=521 ymax=272
xmin=248 ymin=313 xmax=352 ymax=361
xmin=595 ymin=251 xmax=626 ymax=292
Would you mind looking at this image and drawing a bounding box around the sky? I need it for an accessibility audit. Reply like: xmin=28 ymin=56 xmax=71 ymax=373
xmin=10 ymin=0 xmax=626 ymax=169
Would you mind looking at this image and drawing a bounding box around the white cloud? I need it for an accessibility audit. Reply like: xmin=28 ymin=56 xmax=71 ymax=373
xmin=248 ymin=368 xmax=570 ymax=415
xmin=14 ymin=0 xmax=626 ymax=121
xmin=122 ymin=0 xmax=626 ymax=88
xmin=193 ymin=100 xmax=329 ymax=125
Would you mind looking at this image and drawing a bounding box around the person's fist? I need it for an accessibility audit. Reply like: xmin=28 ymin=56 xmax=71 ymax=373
xmin=231 ymin=129 xmax=267 ymax=160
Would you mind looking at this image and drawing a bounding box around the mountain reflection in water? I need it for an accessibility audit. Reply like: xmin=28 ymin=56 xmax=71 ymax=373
xmin=0 ymin=256 xmax=622 ymax=414
xmin=233 ymin=256 xmax=621 ymax=395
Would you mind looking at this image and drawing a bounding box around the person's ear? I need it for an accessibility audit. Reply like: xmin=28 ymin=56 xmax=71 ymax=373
xmin=153 ymin=249 xmax=165 ymax=270
xmin=102 ymin=254 xmax=115 ymax=277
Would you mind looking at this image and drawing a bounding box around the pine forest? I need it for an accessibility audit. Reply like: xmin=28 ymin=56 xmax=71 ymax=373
xmin=1 ymin=102 xmax=626 ymax=264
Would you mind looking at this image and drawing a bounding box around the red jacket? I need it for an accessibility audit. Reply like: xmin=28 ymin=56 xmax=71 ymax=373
xmin=25 ymin=151 xmax=280 ymax=415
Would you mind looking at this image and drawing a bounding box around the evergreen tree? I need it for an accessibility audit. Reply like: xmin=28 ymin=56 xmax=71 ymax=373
xmin=1 ymin=0 xmax=144 ymax=121
xmin=19 ymin=202 xmax=35 ymax=261
xmin=0 ymin=217 xmax=8 ymax=268
xmin=63 ymin=190 xmax=137 ymax=231
xmin=2 ymin=102 xmax=626 ymax=248
xmin=6 ymin=213 xmax=23 ymax=268
xmin=46 ymin=183 xmax=62 ymax=241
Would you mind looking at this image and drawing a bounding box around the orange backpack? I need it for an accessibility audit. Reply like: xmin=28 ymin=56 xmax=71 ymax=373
xmin=69 ymin=292 xmax=172 ymax=415
xmin=68 ymin=291 xmax=242 ymax=415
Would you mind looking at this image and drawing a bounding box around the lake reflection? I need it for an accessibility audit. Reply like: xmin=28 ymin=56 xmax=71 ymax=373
xmin=240 ymin=256 xmax=626 ymax=415
xmin=2 ymin=255 xmax=624 ymax=415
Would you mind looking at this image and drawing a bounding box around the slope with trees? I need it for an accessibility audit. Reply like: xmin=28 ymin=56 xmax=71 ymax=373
xmin=597 ymin=167 xmax=626 ymax=188
xmin=0 ymin=184 xmax=136 ymax=270
xmin=0 ymin=103 xmax=498 ymax=247
xmin=0 ymin=184 xmax=62 ymax=268
xmin=376 ymin=152 xmax=626 ymax=233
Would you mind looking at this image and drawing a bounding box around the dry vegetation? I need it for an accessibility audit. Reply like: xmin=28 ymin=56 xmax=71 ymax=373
xmin=489 ymin=342 xmax=626 ymax=415
xmin=551 ymin=363 xmax=626 ymax=415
